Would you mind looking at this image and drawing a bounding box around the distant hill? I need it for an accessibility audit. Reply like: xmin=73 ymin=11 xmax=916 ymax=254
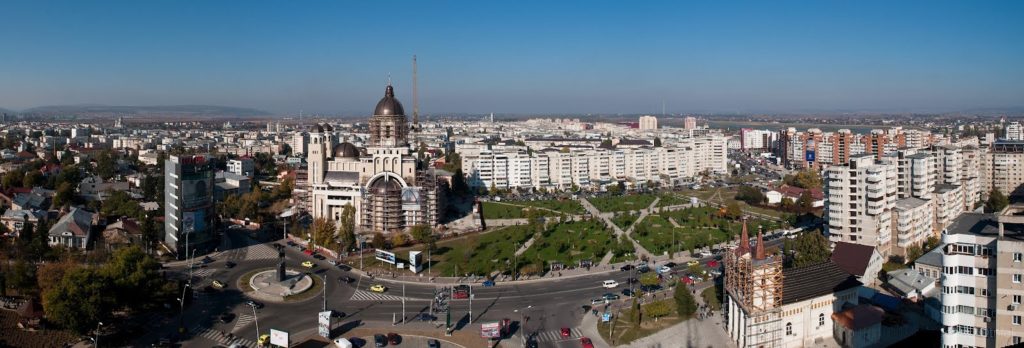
xmin=21 ymin=104 xmax=271 ymax=117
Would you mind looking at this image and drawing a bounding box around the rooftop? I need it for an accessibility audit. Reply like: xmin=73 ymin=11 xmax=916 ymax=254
xmin=945 ymin=212 xmax=1024 ymax=240
xmin=886 ymin=269 xmax=935 ymax=297
xmin=830 ymin=242 xmax=876 ymax=277
xmin=894 ymin=197 xmax=930 ymax=210
xmin=831 ymin=304 xmax=884 ymax=331
xmin=782 ymin=260 xmax=861 ymax=304
xmin=914 ymin=247 xmax=942 ymax=267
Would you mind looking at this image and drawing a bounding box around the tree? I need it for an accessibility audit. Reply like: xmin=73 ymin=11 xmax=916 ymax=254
xmin=22 ymin=170 xmax=43 ymax=188
xmin=782 ymin=232 xmax=831 ymax=268
xmin=629 ymin=297 xmax=641 ymax=324
xmin=986 ymin=189 xmax=1009 ymax=213
xmin=735 ymin=186 xmax=766 ymax=205
xmin=784 ymin=170 xmax=822 ymax=189
xmin=372 ymin=232 xmax=387 ymax=249
xmin=724 ymin=202 xmax=743 ymax=219
xmin=639 ymin=272 xmax=660 ymax=287
xmin=95 ymin=150 xmax=117 ymax=179
xmin=674 ymin=283 xmax=698 ymax=317
xmin=5 ymin=259 xmax=37 ymax=294
xmin=100 ymin=190 xmax=145 ymax=220
xmin=796 ymin=190 xmax=814 ymax=213
xmin=44 ymin=267 xmax=115 ymax=334
xmin=906 ymin=243 xmax=924 ymax=263
xmin=2 ymin=169 xmax=24 ymax=189
xmin=310 ymin=218 xmax=336 ymax=250
xmin=391 ymin=233 xmax=409 ymax=247
xmin=52 ymin=182 xmax=75 ymax=208
xmin=643 ymin=300 xmax=672 ymax=319
xmin=409 ymin=224 xmax=435 ymax=250
xmin=451 ymin=168 xmax=469 ymax=197
xmin=99 ymin=246 xmax=163 ymax=308
xmin=337 ymin=204 xmax=357 ymax=251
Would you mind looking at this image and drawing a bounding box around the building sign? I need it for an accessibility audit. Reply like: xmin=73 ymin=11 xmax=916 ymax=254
xmin=318 ymin=311 xmax=331 ymax=338
xmin=409 ymin=251 xmax=422 ymax=267
xmin=270 ymin=328 xmax=289 ymax=347
xmin=375 ymin=249 xmax=396 ymax=264
xmin=805 ymin=150 xmax=816 ymax=162
xmin=401 ymin=187 xmax=422 ymax=211
xmin=182 ymin=211 xmax=206 ymax=234
xmin=480 ymin=321 xmax=502 ymax=338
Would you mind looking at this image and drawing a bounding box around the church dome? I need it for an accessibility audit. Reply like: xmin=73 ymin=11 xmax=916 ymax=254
xmin=373 ymin=85 xmax=405 ymax=116
xmin=323 ymin=124 xmax=334 ymax=132
xmin=310 ymin=124 xmax=324 ymax=133
xmin=369 ymin=177 xmax=403 ymax=195
xmin=333 ymin=142 xmax=360 ymax=158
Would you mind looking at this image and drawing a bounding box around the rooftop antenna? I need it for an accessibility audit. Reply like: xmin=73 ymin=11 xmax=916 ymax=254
xmin=662 ymin=100 xmax=666 ymax=117
xmin=387 ymin=73 xmax=392 ymax=86
xmin=413 ymin=55 xmax=419 ymax=131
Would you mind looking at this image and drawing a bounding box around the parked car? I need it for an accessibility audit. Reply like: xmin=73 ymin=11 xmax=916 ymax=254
xmin=581 ymin=337 xmax=595 ymax=348
xmin=302 ymin=261 xmax=315 ymax=268
xmin=621 ymin=289 xmax=634 ymax=297
xmin=687 ymin=260 xmax=700 ymax=266
xmin=373 ymin=334 xmax=387 ymax=347
xmin=413 ymin=313 xmax=437 ymax=321
xmin=663 ymin=262 xmax=677 ymax=268
xmin=387 ymin=333 xmax=401 ymax=345
xmin=427 ymin=339 xmax=441 ymax=348
xmin=286 ymin=240 xmax=297 ymax=246
xmin=482 ymin=280 xmax=495 ymax=287
xmin=619 ymin=264 xmax=635 ymax=271
xmin=336 ymin=263 xmax=352 ymax=271
xmin=602 ymin=293 xmax=620 ymax=300
xmin=211 ymin=280 xmax=225 ymax=289
xmin=328 ymin=260 xmax=338 ymax=266
xmin=219 ymin=312 xmax=235 ymax=323
xmin=590 ymin=298 xmax=606 ymax=305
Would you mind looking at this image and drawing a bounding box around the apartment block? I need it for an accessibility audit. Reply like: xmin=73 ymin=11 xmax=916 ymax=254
xmin=824 ymin=155 xmax=899 ymax=255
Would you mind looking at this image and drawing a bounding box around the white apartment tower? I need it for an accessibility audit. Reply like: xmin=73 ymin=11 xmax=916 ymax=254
xmin=824 ymin=155 xmax=899 ymax=255
xmin=639 ymin=115 xmax=658 ymax=130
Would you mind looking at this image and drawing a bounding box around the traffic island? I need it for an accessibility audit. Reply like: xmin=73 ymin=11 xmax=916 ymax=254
xmin=244 ymin=268 xmax=315 ymax=302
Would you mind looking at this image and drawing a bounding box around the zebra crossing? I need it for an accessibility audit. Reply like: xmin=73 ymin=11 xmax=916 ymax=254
xmin=349 ymin=289 xmax=409 ymax=301
xmin=246 ymin=244 xmax=279 ymax=260
xmin=231 ymin=313 xmax=255 ymax=333
xmin=190 ymin=267 xmax=217 ymax=279
xmin=192 ymin=326 xmax=258 ymax=348
xmin=531 ymin=328 xmax=583 ymax=343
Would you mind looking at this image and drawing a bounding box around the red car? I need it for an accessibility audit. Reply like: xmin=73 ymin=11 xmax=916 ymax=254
xmin=560 ymin=327 xmax=570 ymax=338
xmin=452 ymin=290 xmax=469 ymax=299
xmin=580 ymin=337 xmax=594 ymax=348
xmin=303 ymin=249 xmax=313 ymax=255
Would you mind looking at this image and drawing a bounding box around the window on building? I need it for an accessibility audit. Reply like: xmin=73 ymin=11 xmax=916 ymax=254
xmin=786 ymin=322 xmax=792 ymax=335
xmin=819 ymin=313 xmax=825 ymax=327
xmin=1013 ymin=315 xmax=1022 ymax=325
xmin=1014 ymin=295 xmax=1022 ymax=304
xmin=1015 ymin=274 xmax=1023 ymax=284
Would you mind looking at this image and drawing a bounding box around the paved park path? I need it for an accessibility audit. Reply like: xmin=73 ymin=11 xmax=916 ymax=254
xmin=580 ymin=197 xmax=659 ymax=260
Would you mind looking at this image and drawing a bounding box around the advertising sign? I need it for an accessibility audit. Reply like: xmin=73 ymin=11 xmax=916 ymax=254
xmin=181 ymin=178 xmax=211 ymax=208
xmin=318 ymin=311 xmax=331 ymax=338
xmin=409 ymin=251 xmax=423 ymax=267
xmin=480 ymin=321 xmax=502 ymax=338
xmin=401 ymin=187 xmax=422 ymax=211
xmin=375 ymin=249 xmax=396 ymax=264
xmin=270 ymin=328 xmax=289 ymax=347
xmin=602 ymin=313 xmax=612 ymax=322
xmin=805 ymin=150 xmax=816 ymax=162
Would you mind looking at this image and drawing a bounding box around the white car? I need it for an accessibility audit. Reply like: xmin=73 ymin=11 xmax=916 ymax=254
xmin=602 ymin=280 xmax=619 ymax=289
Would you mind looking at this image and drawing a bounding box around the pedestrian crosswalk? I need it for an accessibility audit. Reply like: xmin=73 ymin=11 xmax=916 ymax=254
xmin=349 ymin=289 xmax=408 ymax=301
xmin=190 ymin=267 xmax=217 ymax=278
xmin=531 ymin=328 xmax=582 ymax=343
xmin=192 ymin=326 xmax=258 ymax=348
xmin=231 ymin=314 xmax=255 ymax=334
xmin=246 ymin=244 xmax=279 ymax=260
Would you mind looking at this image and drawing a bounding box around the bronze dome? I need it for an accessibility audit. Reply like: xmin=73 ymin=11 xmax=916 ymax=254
xmin=369 ymin=177 xmax=403 ymax=195
xmin=333 ymin=142 xmax=360 ymax=158
xmin=373 ymin=85 xmax=405 ymax=116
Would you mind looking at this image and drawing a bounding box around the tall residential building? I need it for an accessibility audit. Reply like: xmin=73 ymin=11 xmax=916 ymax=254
xmin=939 ymin=209 xmax=1024 ymax=347
xmin=1005 ymin=121 xmax=1023 ymax=141
xmin=164 ymin=154 xmax=216 ymax=258
xmin=824 ymin=155 xmax=898 ymax=255
xmin=991 ymin=141 xmax=1024 ymax=198
xmin=739 ymin=129 xmax=777 ymax=150
xmin=683 ymin=116 xmax=697 ymax=130
xmin=638 ymin=115 xmax=658 ymax=130
xmin=894 ymin=149 xmax=937 ymax=200
xmin=891 ymin=197 xmax=934 ymax=258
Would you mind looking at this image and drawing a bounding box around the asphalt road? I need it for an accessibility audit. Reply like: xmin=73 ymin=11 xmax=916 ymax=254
xmin=155 ymin=228 xmax=786 ymax=347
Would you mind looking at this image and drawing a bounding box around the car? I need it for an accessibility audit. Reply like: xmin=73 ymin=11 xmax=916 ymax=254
xmin=313 ymin=254 xmax=326 ymax=260
xmin=336 ymin=263 xmax=352 ymax=271
xmin=347 ymin=337 xmax=366 ymax=347
xmin=602 ymin=280 xmax=619 ymax=288
xmin=482 ymin=280 xmax=495 ymax=287
xmin=328 ymin=260 xmax=338 ymax=266
xmin=286 ymin=240 xmax=296 ymax=246
xmin=560 ymin=327 xmax=571 ymax=337
xmin=657 ymin=266 xmax=672 ymax=274
xmin=211 ymin=280 xmax=225 ymax=289
xmin=224 ymin=261 xmax=236 ymax=269
xmin=621 ymin=289 xmax=634 ymax=297
xmin=246 ymin=300 xmax=264 ymax=309
xmin=302 ymin=261 xmax=315 ymax=268
xmin=453 ymin=289 xmax=469 ymax=299
xmin=369 ymin=284 xmax=387 ymax=293
xmin=387 ymin=333 xmax=401 ymax=345
xmin=413 ymin=313 xmax=437 ymax=321
xmin=663 ymin=262 xmax=677 ymax=268
xmin=219 ymin=312 xmax=236 ymax=323
xmin=590 ymin=298 xmax=606 ymax=305
xmin=619 ymin=264 xmax=635 ymax=271
xmin=687 ymin=260 xmax=700 ymax=266
xmin=581 ymin=337 xmax=595 ymax=348
xmin=602 ymin=293 xmax=620 ymax=300
xmin=636 ymin=265 xmax=650 ymax=273
xmin=258 ymin=334 xmax=270 ymax=346
xmin=338 ymin=276 xmax=355 ymax=283
xmin=303 ymin=249 xmax=313 ymax=255
xmin=373 ymin=334 xmax=387 ymax=347
xmin=427 ymin=339 xmax=441 ymax=348
xmin=201 ymin=256 xmax=214 ymax=264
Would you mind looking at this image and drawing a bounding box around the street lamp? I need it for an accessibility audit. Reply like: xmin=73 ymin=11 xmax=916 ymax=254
xmin=94 ymin=321 xmax=103 ymax=347
xmin=249 ymin=302 xmax=260 ymax=343
xmin=177 ymin=282 xmax=190 ymax=333
xmin=513 ymin=305 xmax=533 ymax=346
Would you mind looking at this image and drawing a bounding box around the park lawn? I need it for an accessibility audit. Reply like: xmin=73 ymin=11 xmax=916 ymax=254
xmin=631 ymin=215 xmax=697 ymax=256
xmin=632 ymin=207 xmax=783 ymax=255
xmin=597 ymin=299 xmax=689 ymax=346
xmin=610 ymin=212 xmax=640 ymax=230
xmin=481 ymin=201 xmax=527 ymax=219
xmin=430 ymin=225 xmax=536 ymax=277
xmin=517 ymin=199 xmax=586 ymax=215
xmin=518 ymin=219 xmax=616 ymax=271
xmin=587 ymin=194 xmax=659 ymax=213
xmin=655 ymin=193 xmax=689 ymax=207
xmin=702 ymin=286 xmax=722 ymax=310
xmin=678 ymin=187 xmax=789 ymax=219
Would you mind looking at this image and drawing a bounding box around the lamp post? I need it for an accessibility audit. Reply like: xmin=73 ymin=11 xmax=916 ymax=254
xmin=177 ymin=282 xmax=190 ymax=333
xmin=514 ymin=305 xmax=533 ymax=346
xmin=249 ymin=302 xmax=260 ymax=343
xmin=94 ymin=321 xmax=103 ymax=347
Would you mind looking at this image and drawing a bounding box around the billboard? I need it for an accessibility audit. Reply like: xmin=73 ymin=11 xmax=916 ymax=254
xmin=270 ymin=328 xmax=289 ymax=347
xmin=182 ymin=210 xmax=208 ymax=234
xmin=318 ymin=311 xmax=331 ymax=338
xmin=375 ymin=249 xmax=396 ymax=264
xmin=401 ymin=187 xmax=422 ymax=211
xmin=181 ymin=178 xmax=211 ymax=208
xmin=805 ymin=150 xmax=816 ymax=162
xmin=409 ymin=251 xmax=423 ymax=267
xmin=480 ymin=321 xmax=502 ymax=338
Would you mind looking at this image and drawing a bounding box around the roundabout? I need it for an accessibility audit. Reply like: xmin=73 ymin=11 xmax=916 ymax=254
xmin=238 ymin=267 xmax=317 ymax=302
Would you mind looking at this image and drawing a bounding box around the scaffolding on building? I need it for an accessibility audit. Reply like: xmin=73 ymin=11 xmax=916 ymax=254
xmin=362 ymin=176 xmax=405 ymax=233
xmin=725 ymin=226 xmax=784 ymax=348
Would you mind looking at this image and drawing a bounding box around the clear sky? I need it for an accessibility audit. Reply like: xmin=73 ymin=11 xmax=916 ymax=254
xmin=1 ymin=1 xmax=1022 ymax=115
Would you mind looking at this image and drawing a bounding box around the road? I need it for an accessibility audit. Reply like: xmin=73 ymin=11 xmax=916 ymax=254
xmin=148 ymin=227 xmax=786 ymax=348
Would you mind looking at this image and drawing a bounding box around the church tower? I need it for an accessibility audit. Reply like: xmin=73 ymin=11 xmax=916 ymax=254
xmin=725 ymin=221 xmax=784 ymax=348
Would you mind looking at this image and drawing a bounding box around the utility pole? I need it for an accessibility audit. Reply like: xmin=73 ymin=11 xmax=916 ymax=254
xmin=95 ymin=321 xmax=103 ymax=347
xmin=412 ymin=55 xmax=419 ymax=130
xmin=469 ymin=284 xmax=473 ymax=323
xmin=250 ymin=303 xmax=260 ymax=343
xmin=402 ymin=283 xmax=406 ymax=324
xmin=322 ymin=274 xmax=327 ymax=312
xmin=513 ymin=241 xmax=518 ymax=281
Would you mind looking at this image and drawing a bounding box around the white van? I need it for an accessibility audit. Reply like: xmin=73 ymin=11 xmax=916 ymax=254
xmin=602 ymin=280 xmax=619 ymax=288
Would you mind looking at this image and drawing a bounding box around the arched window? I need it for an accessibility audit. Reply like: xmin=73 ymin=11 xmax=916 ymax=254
xmin=786 ymin=322 xmax=792 ymax=335
xmin=818 ymin=313 xmax=825 ymax=327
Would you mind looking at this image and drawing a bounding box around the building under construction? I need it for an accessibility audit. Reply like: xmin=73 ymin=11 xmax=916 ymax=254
xmin=724 ymin=221 xmax=784 ymax=348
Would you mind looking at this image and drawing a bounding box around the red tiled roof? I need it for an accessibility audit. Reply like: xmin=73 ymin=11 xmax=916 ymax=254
xmin=832 ymin=304 xmax=884 ymax=330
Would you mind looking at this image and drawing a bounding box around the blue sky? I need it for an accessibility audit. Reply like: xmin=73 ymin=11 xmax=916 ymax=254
xmin=0 ymin=1 xmax=1022 ymax=115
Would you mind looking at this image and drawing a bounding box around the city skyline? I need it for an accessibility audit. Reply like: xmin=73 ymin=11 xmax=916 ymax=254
xmin=1 ymin=1 xmax=1023 ymax=115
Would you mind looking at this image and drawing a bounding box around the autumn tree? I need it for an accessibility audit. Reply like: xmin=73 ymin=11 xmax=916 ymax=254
xmin=309 ymin=218 xmax=336 ymax=250
xmin=782 ymin=231 xmax=831 ymax=268
xmin=337 ymin=204 xmax=357 ymax=251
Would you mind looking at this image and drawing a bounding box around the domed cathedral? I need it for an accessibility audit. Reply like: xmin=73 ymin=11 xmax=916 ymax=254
xmin=307 ymin=83 xmax=440 ymax=235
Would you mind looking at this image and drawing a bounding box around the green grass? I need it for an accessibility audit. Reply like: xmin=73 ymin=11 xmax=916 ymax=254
xmin=481 ymin=201 xmax=527 ymax=219
xmin=283 ymin=274 xmax=324 ymax=302
xmin=655 ymin=193 xmax=689 ymax=207
xmin=518 ymin=219 xmax=616 ymax=271
xmin=632 ymin=206 xmax=783 ymax=255
xmin=598 ymin=299 xmax=689 ymax=345
xmin=517 ymin=199 xmax=586 ymax=215
xmin=702 ymin=286 xmax=722 ymax=311
xmin=481 ymin=199 xmax=586 ymax=219
xmin=610 ymin=212 xmax=640 ymax=230
xmin=430 ymin=225 xmax=536 ymax=277
xmin=587 ymin=194 xmax=659 ymax=213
